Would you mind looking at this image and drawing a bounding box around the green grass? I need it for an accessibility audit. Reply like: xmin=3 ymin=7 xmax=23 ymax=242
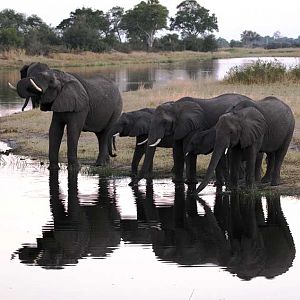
xmin=0 ymin=79 xmax=300 ymax=193
xmin=224 ymin=59 xmax=300 ymax=84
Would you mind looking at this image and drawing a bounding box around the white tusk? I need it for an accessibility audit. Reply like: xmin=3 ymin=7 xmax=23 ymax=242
xmin=137 ymin=138 xmax=148 ymax=146
xmin=30 ymin=79 xmax=42 ymax=92
xmin=225 ymin=147 xmax=228 ymax=155
xmin=8 ymin=82 xmax=17 ymax=90
xmin=185 ymin=152 xmax=189 ymax=157
xmin=149 ymin=138 xmax=161 ymax=147
xmin=113 ymin=133 xmax=120 ymax=137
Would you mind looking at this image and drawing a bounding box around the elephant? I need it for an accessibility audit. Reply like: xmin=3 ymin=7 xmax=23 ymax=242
xmin=196 ymin=96 xmax=295 ymax=193
xmin=132 ymin=93 xmax=252 ymax=185
xmin=183 ymin=126 xmax=229 ymax=189
xmin=9 ymin=62 xmax=50 ymax=111
xmin=14 ymin=65 xmax=123 ymax=170
xmin=108 ymin=107 xmax=173 ymax=178
xmin=15 ymin=170 xmax=121 ymax=268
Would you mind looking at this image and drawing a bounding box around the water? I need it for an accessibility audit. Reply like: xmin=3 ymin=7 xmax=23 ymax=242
xmin=1 ymin=57 xmax=300 ymax=299
xmin=1 ymin=56 xmax=299 ymax=116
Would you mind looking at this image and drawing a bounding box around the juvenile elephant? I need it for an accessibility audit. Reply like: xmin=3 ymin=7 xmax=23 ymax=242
xmin=15 ymin=66 xmax=123 ymax=170
xmin=196 ymin=96 xmax=295 ymax=193
xmin=133 ymin=93 xmax=252 ymax=185
xmin=108 ymin=107 xmax=173 ymax=178
xmin=183 ymin=127 xmax=228 ymax=188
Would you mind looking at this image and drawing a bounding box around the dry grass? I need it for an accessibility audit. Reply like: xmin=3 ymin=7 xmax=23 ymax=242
xmin=1 ymin=47 xmax=300 ymax=70
xmin=1 ymin=79 xmax=300 ymax=192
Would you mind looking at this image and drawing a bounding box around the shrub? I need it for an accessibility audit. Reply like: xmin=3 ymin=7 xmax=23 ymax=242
xmin=224 ymin=59 xmax=287 ymax=84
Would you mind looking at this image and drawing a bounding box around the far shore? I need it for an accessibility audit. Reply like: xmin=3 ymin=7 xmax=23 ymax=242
xmin=1 ymin=47 xmax=300 ymax=70
xmin=0 ymin=75 xmax=299 ymax=195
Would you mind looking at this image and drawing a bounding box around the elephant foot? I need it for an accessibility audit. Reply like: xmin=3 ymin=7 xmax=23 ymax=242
xmin=48 ymin=163 xmax=60 ymax=171
xmin=172 ymin=176 xmax=184 ymax=184
xmin=271 ymin=179 xmax=280 ymax=186
xmin=68 ymin=163 xmax=81 ymax=173
xmin=128 ymin=178 xmax=140 ymax=186
xmin=261 ymin=175 xmax=271 ymax=184
xmin=95 ymin=156 xmax=110 ymax=167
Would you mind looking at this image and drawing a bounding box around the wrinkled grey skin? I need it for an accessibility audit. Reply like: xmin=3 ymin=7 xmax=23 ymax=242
xmin=19 ymin=62 xmax=50 ymax=111
xmin=183 ymin=127 xmax=228 ymax=189
xmin=108 ymin=107 xmax=173 ymax=178
xmin=133 ymin=93 xmax=252 ymax=185
xmin=196 ymin=97 xmax=295 ymax=193
xmin=16 ymin=67 xmax=123 ymax=170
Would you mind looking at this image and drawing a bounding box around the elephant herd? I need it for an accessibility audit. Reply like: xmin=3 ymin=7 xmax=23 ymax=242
xmin=9 ymin=62 xmax=295 ymax=194
xmin=110 ymin=94 xmax=294 ymax=193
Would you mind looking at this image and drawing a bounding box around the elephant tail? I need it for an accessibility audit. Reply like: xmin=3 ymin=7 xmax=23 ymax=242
xmin=108 ymin=136 xmax=117 ymax=157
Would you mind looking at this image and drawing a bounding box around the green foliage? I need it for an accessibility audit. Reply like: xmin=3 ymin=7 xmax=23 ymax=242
xmin=120 ymin=0 xmax=169 ymax=50
xmin=241 ymin=30 xmax=262 ymax=47
xmin=170 ymin=0 xmax=218 ymax=38
xmin=224 ymin=59 xmax=300 ymax=84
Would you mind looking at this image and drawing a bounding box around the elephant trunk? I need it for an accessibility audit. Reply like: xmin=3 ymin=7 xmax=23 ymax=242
xmin=196 ymin=138 xmax=229 ymax=193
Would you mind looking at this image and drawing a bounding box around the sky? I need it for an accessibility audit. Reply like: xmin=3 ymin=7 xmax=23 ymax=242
xmin=1 ymin=0 xmax=300 ymax=41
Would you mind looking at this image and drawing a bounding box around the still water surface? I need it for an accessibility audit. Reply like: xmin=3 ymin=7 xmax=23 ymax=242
xmin=0 ymin=56 xmax=299 ymax=116
xmin=0 ymin=57 xmax=300 ymax=299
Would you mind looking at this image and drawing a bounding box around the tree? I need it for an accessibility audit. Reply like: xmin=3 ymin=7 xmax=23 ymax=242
xmin=170 ymin=0 xmax=218 ymax=38
xmin=0 ymin=9 xmax=26 ymax=49
xmin=107 ymin=6 xmax=124 ymax=43
xmin=241 ymin=30 xmax=262 ymax=47
xmin=57 ymin=7 xmax=112 ymax=51
xmin=120 ymin=0 xmax=169 ymax=50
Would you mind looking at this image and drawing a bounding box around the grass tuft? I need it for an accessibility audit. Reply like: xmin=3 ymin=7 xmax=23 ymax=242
xmin=224 ymin=59 xmax=300 ymax=84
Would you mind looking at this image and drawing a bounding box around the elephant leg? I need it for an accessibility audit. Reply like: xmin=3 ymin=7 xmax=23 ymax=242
xmin=230 ymin=147 xmax=242 ymax=190
xmin=185 ymin=154 xmax=198 ymax=186
xmin=131 ymin=143 xmax=146 ymax=177
xmin=261 ymin=153 xmax=274 ymax=183
xmin=95 ymin=130 xmax=110 ymax=166
xmin=66 ymin=112 xmax=87 ymax=170
xmin=172 ymin=140 xmax=184 ymax=183
xmin=66 ymin=124 xmax=82 ymax=170
xmin=255 ymin=152 xmax=264 ymax=182
xmin=271 ymin=148 xmax=287 ymax=186
xmin=48 ymin=115 xmax=65 ymax=170
xmin=245 ymin=147 xmax=257 ymax=189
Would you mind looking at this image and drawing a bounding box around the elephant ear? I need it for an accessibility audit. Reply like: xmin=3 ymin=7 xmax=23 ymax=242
xmin=239 ymin=108 xmax=267 ymax=148
xmin=20 ymin=65 xmax=29 ymax=79
xmin=51 ymin=80 xmax=89 ymax=112
xmin=174 ymin=105 xmax=205 ymax=140
xmin=128 ymin=118 xmax=150 ymax=137
xmin=199 ymin=128 xmax=216 ymax=154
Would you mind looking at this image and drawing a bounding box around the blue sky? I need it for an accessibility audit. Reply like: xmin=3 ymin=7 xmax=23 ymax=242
xmin=1 ymin=0 xmax=299 ymax=41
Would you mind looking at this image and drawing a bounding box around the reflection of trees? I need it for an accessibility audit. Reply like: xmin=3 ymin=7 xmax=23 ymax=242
xmin=16 ymin=170 xmax=120 ymax=269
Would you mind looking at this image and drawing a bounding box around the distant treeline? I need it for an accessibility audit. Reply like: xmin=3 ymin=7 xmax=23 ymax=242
xmin=0 ymin=0 xmax=299 ymax=55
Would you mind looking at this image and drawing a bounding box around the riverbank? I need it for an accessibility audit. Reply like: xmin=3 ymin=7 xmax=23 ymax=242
xmin=1 ymin=47 xmax=300 ymax=69
xmin=1 ymin=79 xmax=300 ymax=195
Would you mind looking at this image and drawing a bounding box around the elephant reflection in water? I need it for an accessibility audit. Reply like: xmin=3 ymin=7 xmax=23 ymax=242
xmin=129 ymin=183 xmax=295 ymax=279
xmin=16 ymin=170 xmax=121 ymax=268
xmin=223 ymin=192 xmax=296 ymax=280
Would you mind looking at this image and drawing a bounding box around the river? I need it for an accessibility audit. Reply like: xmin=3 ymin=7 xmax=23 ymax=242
xmin=0 ymin=57 xmax=300 ymax=299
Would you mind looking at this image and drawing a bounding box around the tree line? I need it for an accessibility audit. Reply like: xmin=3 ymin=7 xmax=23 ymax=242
xmin=0 ymin=0 xmax=299 ymax=55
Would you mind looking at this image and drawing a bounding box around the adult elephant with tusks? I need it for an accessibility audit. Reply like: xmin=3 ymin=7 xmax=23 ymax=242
xmin=108 ymin=107 xmax=173 ymax=178
xmin=130 ymin=93 xmax=252 ymax=186
xmin=196 ymin=96 xmax=295 ymax=194
xmin=14 ymin=65 xmax=123 ymax=171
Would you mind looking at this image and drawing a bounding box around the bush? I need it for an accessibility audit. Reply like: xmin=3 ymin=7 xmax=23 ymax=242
xmin=224 ymin=59 xmax=287 ymax=84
